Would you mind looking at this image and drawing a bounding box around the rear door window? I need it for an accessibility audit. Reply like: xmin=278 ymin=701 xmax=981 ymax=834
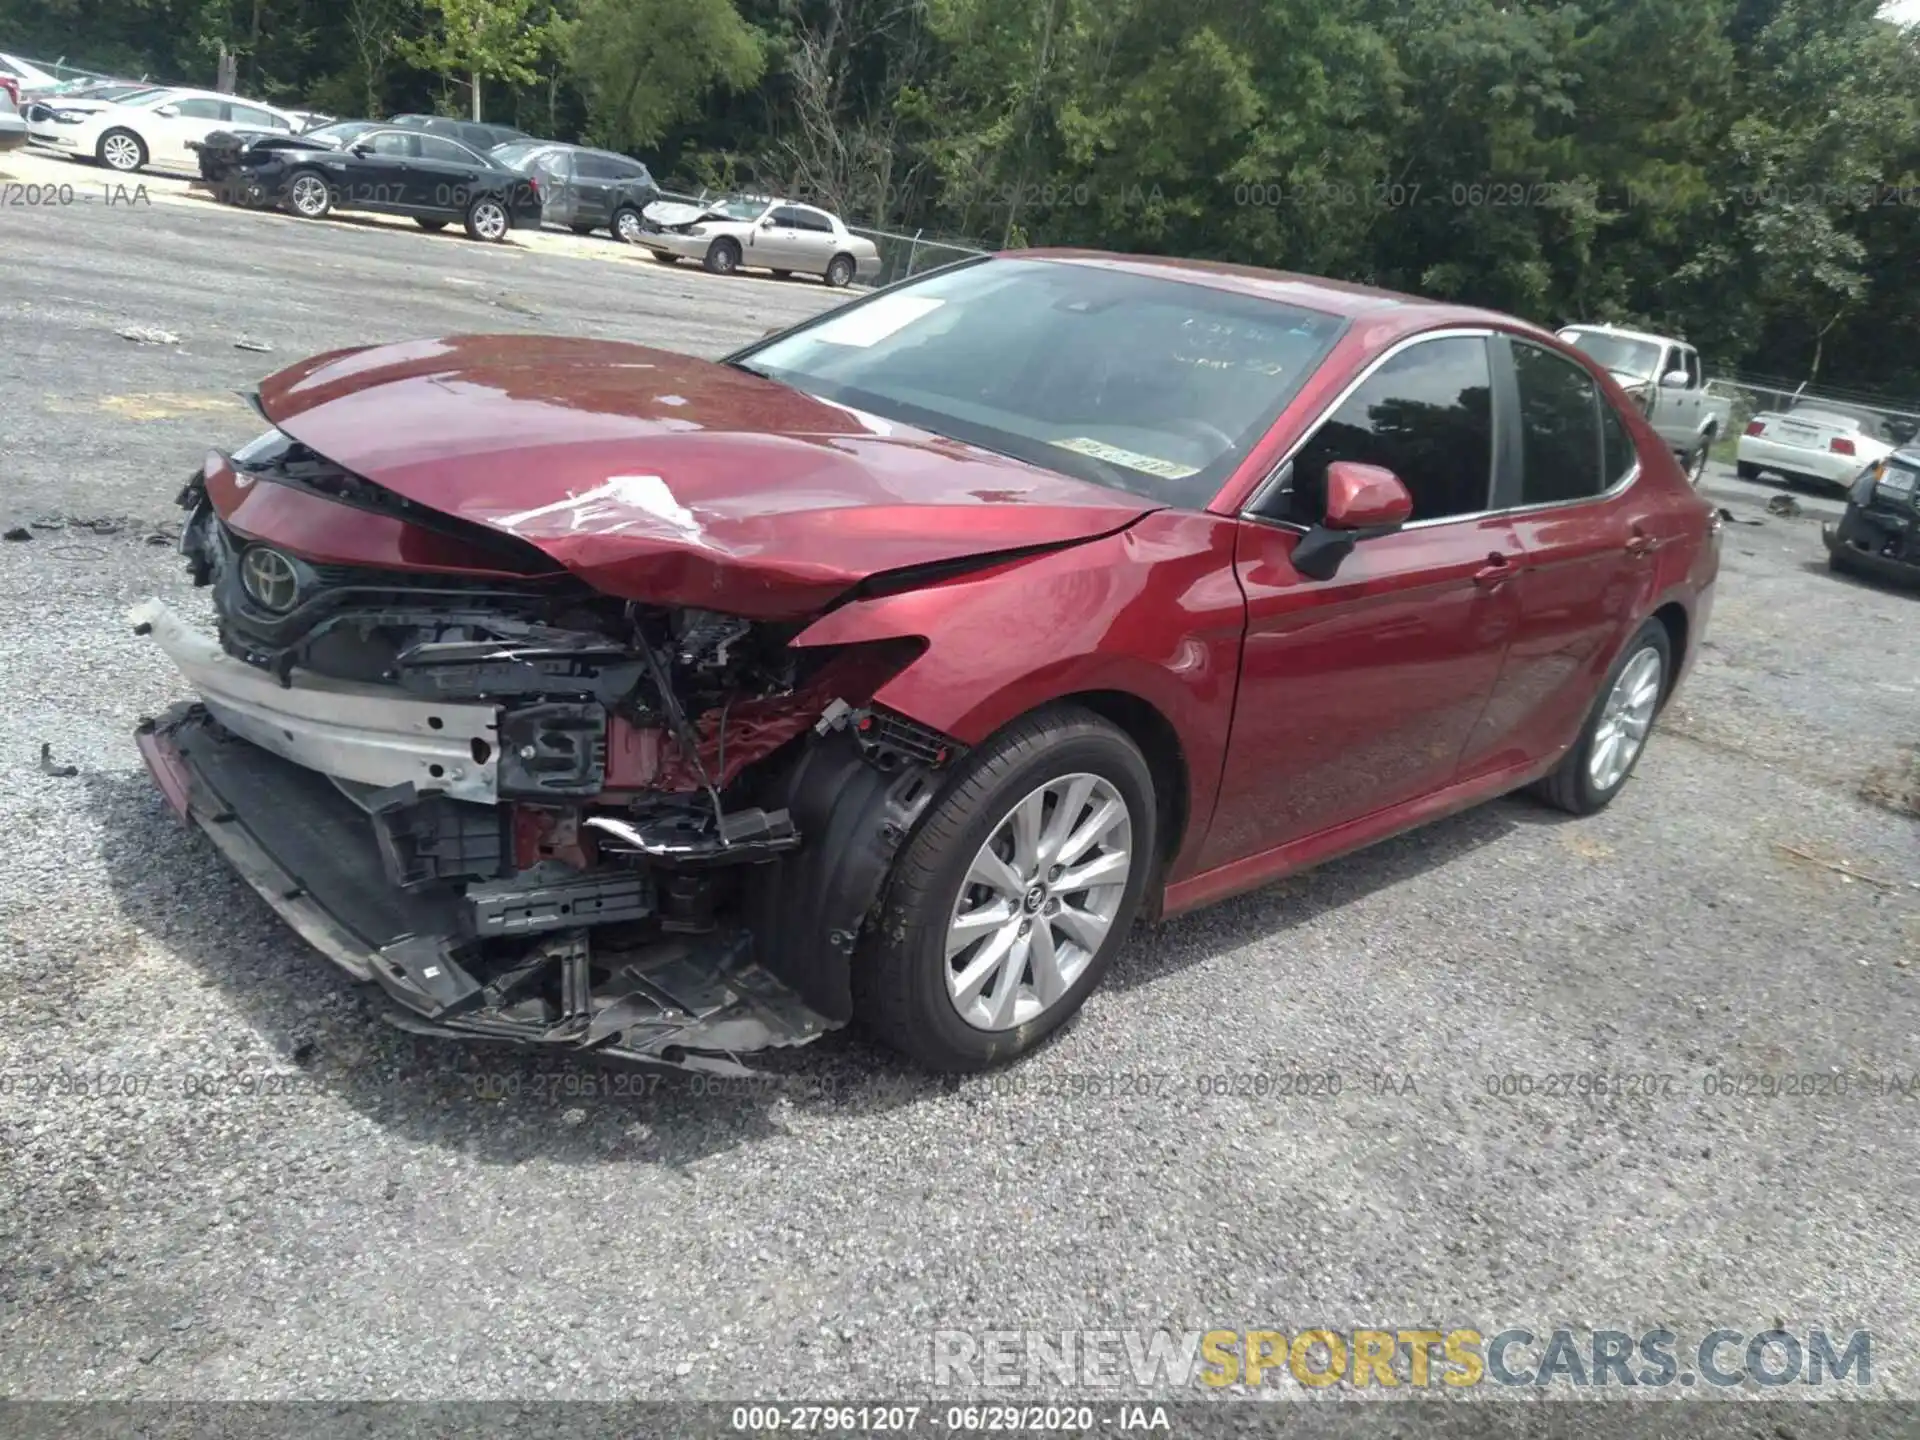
xmin=1512 ymin=341 xmax=1606 ymax=505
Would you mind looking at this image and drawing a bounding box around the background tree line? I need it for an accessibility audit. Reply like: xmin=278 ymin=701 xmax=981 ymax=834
xmin=6 ymin=0 xmax=1917 ymax=394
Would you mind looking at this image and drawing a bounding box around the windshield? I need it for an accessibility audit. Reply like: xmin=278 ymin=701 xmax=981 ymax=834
xmin=491 ymin=140 xmax=560 ymax=170
xmin=737 ymin=257 xmax=1348 ymax=505
xmin=705 ymin=197 xmax=771 ymax=221
xmin=1559 ymin=329 xmax=1664 ymax=380
xmin=307 ymin=120 xmax=375 ymax=146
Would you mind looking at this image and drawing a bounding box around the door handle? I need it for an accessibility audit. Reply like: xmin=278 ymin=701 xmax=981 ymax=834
xmin=1472 ymin=553 xmax=1514 ymax=590
xmin=1626 ymin=528 xmax=1660 ymax=558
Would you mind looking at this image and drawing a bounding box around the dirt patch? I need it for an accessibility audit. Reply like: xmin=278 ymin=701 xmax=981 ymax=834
xmin=1861 ymin=746 xmax=1920 ymax=818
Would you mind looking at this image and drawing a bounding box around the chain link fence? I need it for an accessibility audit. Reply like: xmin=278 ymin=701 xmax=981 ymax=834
xmin=1706 ymin=373 xmax=1920 ymax=447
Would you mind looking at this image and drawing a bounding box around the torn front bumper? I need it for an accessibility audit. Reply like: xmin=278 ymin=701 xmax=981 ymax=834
xmin=131 ymin=599 xmax=502 ymax=803
xmin=1825 ymin=505 xmax=1920 ymax=585
xmin=134 ymin=703 xmax=835 ymax=1074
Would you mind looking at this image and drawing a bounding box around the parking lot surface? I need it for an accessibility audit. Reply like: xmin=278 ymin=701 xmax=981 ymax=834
xmin=1 ymin=186 xmax=1917 ymax=1402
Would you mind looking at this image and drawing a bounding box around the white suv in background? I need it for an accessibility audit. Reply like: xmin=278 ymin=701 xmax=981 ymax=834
xmin=28 ymin=86 xmax=303 ymax=173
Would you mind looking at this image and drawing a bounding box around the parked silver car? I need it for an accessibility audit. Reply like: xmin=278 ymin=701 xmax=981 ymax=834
xmin=639 ymin=195 xmax=881 ymax=287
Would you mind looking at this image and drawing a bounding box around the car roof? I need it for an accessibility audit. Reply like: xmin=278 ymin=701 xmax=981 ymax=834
xmin=1008 ymin=250 xmax=1549 ymax=338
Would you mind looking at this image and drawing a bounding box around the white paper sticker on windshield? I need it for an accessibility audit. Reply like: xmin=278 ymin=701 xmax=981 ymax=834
xmin=809 ymin=295 xmax=945 ymax=348
xmin=1050 ymin=436 xmax=1200 ymax=480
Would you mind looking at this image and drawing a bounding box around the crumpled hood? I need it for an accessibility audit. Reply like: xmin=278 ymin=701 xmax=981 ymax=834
xmin=255 ymin=334 xmax=1157 ymax=619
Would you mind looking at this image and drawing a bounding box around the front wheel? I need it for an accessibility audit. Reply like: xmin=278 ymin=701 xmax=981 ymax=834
xmin=284 ymin=169 xmax=331 ymax=219
xmin=1686 ymin=438 xmax=1711 ymax=486
xmin=703 ymin=237 xmax=741 ymax=274
xmin=464 ymin=195 xmax=510 ymax=242
xmin=98 ymin=128 xmax=146 ymax=174
xmin=1530 ymin=619 xmax=1671 ymax=815
xmin=855 ymin=705 xmax=1156 ymax=1071
xmin=612 ymin=206 xmax=645 ymax=244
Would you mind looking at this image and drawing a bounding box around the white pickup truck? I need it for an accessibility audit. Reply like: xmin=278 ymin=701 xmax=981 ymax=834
xmin=1557 ymin=324 xmax=1731 ymax=485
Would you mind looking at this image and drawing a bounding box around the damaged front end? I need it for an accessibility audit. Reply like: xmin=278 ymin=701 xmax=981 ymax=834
xmin=135 ymin=447 xmax=964 ymax=1074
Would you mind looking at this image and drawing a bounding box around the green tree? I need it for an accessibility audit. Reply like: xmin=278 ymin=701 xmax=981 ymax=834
xmin=403 ymin=0 xmax=544 ymax=120
xmin=570 ymin=0 xmax=765 ymax=151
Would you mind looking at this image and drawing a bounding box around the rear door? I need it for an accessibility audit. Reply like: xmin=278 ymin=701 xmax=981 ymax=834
xmin=1198 ymin=332 xmax=1524 ymax=871
xmin=1463 ymin=336 xmax=1663 ymax=775
xmin=787 ymin=205 xmax=844 ymax=275
xmin=408 ymin=133 xmax=490 ymax=215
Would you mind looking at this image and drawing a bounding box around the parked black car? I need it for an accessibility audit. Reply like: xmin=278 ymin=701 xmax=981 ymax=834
xmin=388 ymin=113 xmax=530 ymax=152
xmin=1826 ymin=448 xmax=1920 ymax=586
xmin=192 ymin=118 xmax=375 ymax=188
xmin=204 ymin=122 xmax=541 ymax=240
xmin=490 ymin=140 xmax=660 ymax=241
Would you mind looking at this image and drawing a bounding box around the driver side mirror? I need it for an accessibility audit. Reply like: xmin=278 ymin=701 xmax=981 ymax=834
xmin=1290 ymin=461 xmax=1413 ymax=581
xmin=154 ymin=102 xmax=179 ymax=117
xmin=1659 ymin=369 xmax=1690 ymax=389
xmin=349 ymin=142 xmax=373 ymax=156
xmin=760 ymin=215 xmax=777 ymax=229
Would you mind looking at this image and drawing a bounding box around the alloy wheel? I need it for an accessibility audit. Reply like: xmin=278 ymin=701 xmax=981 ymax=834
xmin=944 ymin=773 xmax=1132 ymax=1031
xmin=1689 ymin=443 xmax=1709 ymax=485
xmin=615 ymin=209 xmax=642 ymax=242
xmin=1588 ymin=646 xmax=1663 ymax=792
xmin=101 ymin=132 xmax=142 ymax=172
xmin=289 ymin=175 xmax=328 ymax=217
xmin=470 ymin=200 xmax=508 ymax=240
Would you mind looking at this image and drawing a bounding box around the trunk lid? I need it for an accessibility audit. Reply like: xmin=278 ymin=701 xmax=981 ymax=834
xmin=255 ymin=335 xmax=1158 ymax=618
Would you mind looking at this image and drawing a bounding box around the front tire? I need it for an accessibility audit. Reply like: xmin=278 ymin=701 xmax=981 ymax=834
xmin=1686 ymin=435 xmax=1711 ymax=485
xmin=855 ymin=705 xmax=1156 ymax=1071
xmin=825 ymin=253 xmax=856 ymax=288
xmin=284 ymin=169 xmax=332 ymax=219
xmin=612 ymin=206 xmax=645 ymax=244
xmin=703 ymin=237 xmax=741 ymax=274
xmin=1530 ymin=619 xmax=1671 ymax=815
xmin=98 ymin=128 xmax=146 ymax=173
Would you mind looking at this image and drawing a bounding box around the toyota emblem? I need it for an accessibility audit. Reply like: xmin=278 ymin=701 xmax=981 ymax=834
xmin=240 ymin=546 xmax=301 ymax=613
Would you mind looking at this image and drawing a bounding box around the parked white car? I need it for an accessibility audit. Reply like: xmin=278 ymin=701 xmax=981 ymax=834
xmin=1557 ymin=324 xmax=1732 ymax=484
xmin=1737 ymin=401 xmax=1901 ymax=492
xmin=640 ymin=195 xmax=881 ymax=287
xmin=28 ymin=86 xmax=304 ymax=173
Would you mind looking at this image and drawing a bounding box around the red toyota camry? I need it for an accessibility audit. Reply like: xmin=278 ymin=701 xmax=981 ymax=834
xmin=134 ymin=252 xmax=1718 ymax=1072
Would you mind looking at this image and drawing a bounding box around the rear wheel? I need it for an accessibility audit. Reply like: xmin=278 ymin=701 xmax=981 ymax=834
xmin=464 ymin=194 xmax=510 ymax=242
xmin=1530 ymin=619 xmax=1671 ymax=815
xmin=98 ymin=128 xmax=146 ymax=174
xmin=414 ymin=217 xmax=448 ymax=231
xmin=703 ymin=237 xmax=741 ymax=274
xmin=1686 ymin=434 xmax=1712 ymax=485
xmin=285 ymin=169 xmax=332 ymax=219
xmin=825 ymin=253 xmax=856 ymax=288
xmin=855 ymin=705 xmax=1156 ymax=1071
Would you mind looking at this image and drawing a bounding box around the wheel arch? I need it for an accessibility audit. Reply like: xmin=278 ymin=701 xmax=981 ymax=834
xmin=1649 ymin=599 xmax=1689 ymax=702
xmin=1057 ymin=689 xmax=1190 ymax=890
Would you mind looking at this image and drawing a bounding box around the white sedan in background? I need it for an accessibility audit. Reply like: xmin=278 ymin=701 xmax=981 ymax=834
xmin=640 ymin=195 xmax=882 ymax=287
xmin=1736 ymin=401 xmax=1902 ymax=492
xmin=28 ymin=86 xmax=304 ymax=173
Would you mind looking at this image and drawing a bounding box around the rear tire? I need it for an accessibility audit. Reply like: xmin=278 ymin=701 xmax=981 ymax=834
xmin=1687 ymin=434 xmax=1712 ymax=485
xmin=464 ymin=194 xmax=510 ymax=242
xmin=703 ymin=237 xmax=741 ymax=274
xmin=1530 ymin=619 xmax=1671 ymax=816
xmin=825 ymin=253 xmax=856 ymax=288
xmin=854 ymin=705 xmax=1157 ymax=1072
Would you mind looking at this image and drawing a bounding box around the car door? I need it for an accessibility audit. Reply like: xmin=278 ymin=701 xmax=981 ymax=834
xmin=754 ymin=205 xmax=809 ymax=267
xmin=408 ymin=133 xmax=489 ymax=215
xmin=148 ymin=95 xmax=225 ymax=168
xmin=226 ymin=101 xmax=292 ymax=140
xmin=1197 ymin=332 xmax=1525 ymax=871
xmin=787 ymin=206 xmax=844 ymax=274
xmin=1461 ymin=336 xmax=1665 ymax=775
xmin=568 ymin=152 xmax=621 ymax=227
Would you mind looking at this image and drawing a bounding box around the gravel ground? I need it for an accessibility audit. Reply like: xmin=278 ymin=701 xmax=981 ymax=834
xmin=1 ymin=192 xmax=1918 ymax=1410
